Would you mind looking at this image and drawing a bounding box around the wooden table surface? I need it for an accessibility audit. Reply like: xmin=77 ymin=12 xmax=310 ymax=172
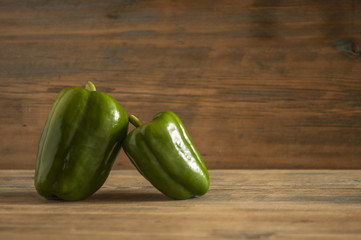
xmin=1 ymin=170 xmax=361 ymax=239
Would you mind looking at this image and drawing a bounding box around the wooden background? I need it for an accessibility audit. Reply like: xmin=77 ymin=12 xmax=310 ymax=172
xmin=0 ymin=0 xmax=360 ymax=169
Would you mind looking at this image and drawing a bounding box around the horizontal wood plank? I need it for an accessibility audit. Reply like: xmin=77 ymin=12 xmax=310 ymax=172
xmin=0 ymin=170 xmax=361 ymax=239
xmin=0 ymin=0 xmax=361 ymax=169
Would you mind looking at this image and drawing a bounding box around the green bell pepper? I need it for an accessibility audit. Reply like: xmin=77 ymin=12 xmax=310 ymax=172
xmin=35 ymin=82 xmax=128 ymax=201
xmin=123 ymin=111 xmax=209 ymax=200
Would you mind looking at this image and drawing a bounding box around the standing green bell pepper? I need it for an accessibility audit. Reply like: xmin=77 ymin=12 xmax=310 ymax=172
xmin=123 ymin=111 xmax=209 ymax=200
xmin=35 ymin=82 xmax=128 ymax=201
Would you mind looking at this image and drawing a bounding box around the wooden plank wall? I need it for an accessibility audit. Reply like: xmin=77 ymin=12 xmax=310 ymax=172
xmin=0 ymin=0 xmax=360 ymax=169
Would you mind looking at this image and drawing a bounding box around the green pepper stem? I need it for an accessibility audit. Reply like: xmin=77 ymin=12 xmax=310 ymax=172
xmin=129 ymin=115 xmax=143 ymax=128
xmin=85 ymin=81 xmax=96 ymax=91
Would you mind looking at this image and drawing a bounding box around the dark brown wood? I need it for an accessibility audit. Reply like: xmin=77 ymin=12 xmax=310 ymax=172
xmin=1 ymin=170 xmax=361 ymax=239
xmin=0 ymin=0 xmax=361 ymax=169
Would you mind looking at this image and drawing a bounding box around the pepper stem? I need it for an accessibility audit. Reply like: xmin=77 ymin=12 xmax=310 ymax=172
xmin=129 ymin=115 xmax=143 ymax=128
xmin=85 ymin=81 xmax=96 ymax=91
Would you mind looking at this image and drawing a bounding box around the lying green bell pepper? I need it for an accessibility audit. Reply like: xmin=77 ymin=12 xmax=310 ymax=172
xmin=123 ymin=111 xmax=209 ymax=200
xmin=35 ymin=82 xmax=128 ymax=201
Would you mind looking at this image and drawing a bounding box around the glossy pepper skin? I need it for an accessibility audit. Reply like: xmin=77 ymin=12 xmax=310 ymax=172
xmin=35 ymin=82 xmax=128 ymax=201
xmin=123 ymin=111 xmax=209 ymax=200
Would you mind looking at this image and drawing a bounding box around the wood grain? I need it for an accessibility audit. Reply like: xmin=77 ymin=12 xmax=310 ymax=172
xmin=0 ymin=0 xmax=361 ymax=169
xmin=0 ymin=170 xmax=361 ymax=239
